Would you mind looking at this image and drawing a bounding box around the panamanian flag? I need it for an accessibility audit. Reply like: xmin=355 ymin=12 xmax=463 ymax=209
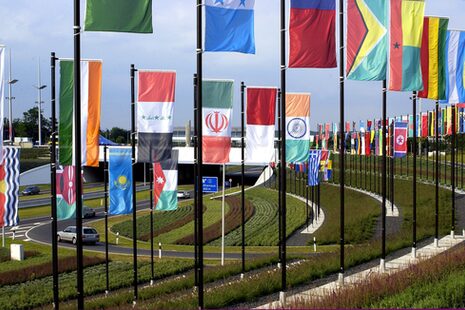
xmin=153 ymin=150 xmax=178 ymax=211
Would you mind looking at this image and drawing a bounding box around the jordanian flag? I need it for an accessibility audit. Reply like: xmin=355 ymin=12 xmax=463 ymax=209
xmin=389 ymin=0 xmax=426 ymax=91
xmin=153 ymin=150 xmax=178 ymax=211
xmin=419 ymin=17 xmax=449 ymax=100
xmin=59 ymin=60 xmax=102 ymax=167
xmin=286 ymin=93 xmax=311 ymax=163
xmin=137 ymin=70 xmax=176 ymax=163
xmin=202 ymin=80 xmax=234 ymax=164
xmin=84 ymin=0 xmax=153 ymax=33
xmin=346 ymin=0 xmax=387 ymax=81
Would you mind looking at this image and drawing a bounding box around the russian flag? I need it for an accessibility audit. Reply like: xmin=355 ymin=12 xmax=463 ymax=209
xmin=289 ymin=0 xmax=337 ymax=68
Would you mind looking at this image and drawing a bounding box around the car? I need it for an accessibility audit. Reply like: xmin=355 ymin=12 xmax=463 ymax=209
xmin=177 ymin=191 xmax=191 ymax=199
xmin=83 ymin=206 xmax=96 ymax=218
xmin=57 ymin=226 xmax=100 ymax=245
xmin=22 ymin=186 xmax=40 ymax=196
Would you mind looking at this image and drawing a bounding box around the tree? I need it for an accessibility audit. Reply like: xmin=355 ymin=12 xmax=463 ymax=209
xmin=13 ymin=107 xmax=52 ymax=143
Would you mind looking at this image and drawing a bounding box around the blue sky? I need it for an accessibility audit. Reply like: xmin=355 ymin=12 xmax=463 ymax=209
xmin=1 ymin=0 xmax=465 ymax=131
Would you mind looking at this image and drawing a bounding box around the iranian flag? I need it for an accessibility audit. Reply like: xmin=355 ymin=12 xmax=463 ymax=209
xmin=246 ymin=87 xmax=277 ymax=164
xmin=202 ymin=80 xmax=234 ymax=164
xmin=137 ymin=70 xmax=176 ymax=163
xmin=59 ymin=60 xmax=102 ymax=167
xmin=153 ymin=150 xmax=178 ymax=211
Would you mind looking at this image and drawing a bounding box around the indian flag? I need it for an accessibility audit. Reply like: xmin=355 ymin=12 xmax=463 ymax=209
xmin=286 ymin=93 xmax=311 ymax=163
xmin=59 ymin=60 xmax=102 ymax=167
xmin=153 ymin=150 xmax=178 ymax=211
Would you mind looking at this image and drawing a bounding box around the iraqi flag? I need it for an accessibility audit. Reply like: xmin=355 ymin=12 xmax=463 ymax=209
xmin=202 ymin=80 xmax=234 ymax=164
xmin=0 ymin=147 xmax=19 ymax=227
xmin=289 ymin=0 xmax=337 ymax=68
xmin=153 ymin=150 xmax=178 ymax=211
xmin=59 ymin=60 xmax=102 ymax=167
xmin=394 ymin=121 xmax=408 ymax=158
xmin=137 ymin=70 xmax=176 ymax=163
xmin=246 ymin=87 xmax=277 ymax=164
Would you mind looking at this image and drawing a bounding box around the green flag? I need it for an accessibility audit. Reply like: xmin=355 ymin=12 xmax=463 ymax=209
xmin=84 ymin=0 xmax=153 ymax=33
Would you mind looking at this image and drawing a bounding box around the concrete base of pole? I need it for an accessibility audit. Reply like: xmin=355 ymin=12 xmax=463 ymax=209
xmin=411 ymin=247 xmax=416 ymax=259
xmin=240 ymin=273 xmax=244 ymax=279
xmin=379 ymin=259 xmax=385 ymax=272
xmin=434 ymin=238 xmax=439 ymax=248
xmin=132 ymin=300 xmax=137 ymax=307
xmin=462 ymin=229 xmax=465 ymax=237
xmin=277 ymin=263 xmax=281 ymax=269
xmin=105 ymin=290 xmax=109 ymax=296
xmin=338 ymin=272 xmax=344 ymax=285
xmin=279 ymin=291 xmax=286 ymax=305
xmin=451 ymin=230 xmax=455 ymax=239
xmin=150 ymin=279 xmax=154 ymax=286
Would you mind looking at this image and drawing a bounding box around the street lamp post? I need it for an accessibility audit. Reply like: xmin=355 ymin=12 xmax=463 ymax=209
xmin=6 ymin=49 xmax=18 ymax=145
xmin=34 ymin=58 xmax=47 ymax=146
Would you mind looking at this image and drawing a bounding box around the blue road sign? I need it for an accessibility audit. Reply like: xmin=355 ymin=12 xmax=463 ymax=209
xmin=202 ymin=176 xmax=218 ymax=193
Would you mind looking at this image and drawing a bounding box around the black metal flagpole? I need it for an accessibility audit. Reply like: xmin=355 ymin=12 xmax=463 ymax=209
xmin=338 ymin=0 xmax=345 ymax=284
xmin=412 ymin=92 xmax=417 ymax=257
xmin=49 ymin=51 xmax=59 ymax=309
xmin=452 ymin=104 xmax=456 ymax=238
xmin=381 ymin=80 xmax=387 ymax=271
xmin=130 ymin=64 xmax=138 ymax=302
xmin=277 ymin=89 xmax=282 ymax=267
xmin=73 ymin=1 xmax=84 ymax=307
xmin=104 ymin=145 xmax=109 ymax=294
xmin=390 ymin=121 xmax=394 ymax=214
xmin=193 ymin=74 xmax=198 ymax=288
xmin=435 ymin=100 xmax=439 ymax=247
xmin=196 ymin=0 xmax=204 ymax=306
xmin=241 ymin=81 xmax=246 ymax=277
xmin=150 ymin=163 xmax=155 ymax=285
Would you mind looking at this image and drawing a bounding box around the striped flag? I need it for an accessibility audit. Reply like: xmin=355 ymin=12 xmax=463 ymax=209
xmin=286 ymin=93 xmax=311 ymax=163
xmin=246 ymin=87 xmax=277 ymax=164
xmin=308 ymin=149 xmax=321 ymax=186
xmin=0 ymin=46 xmax=4 ymax=160
xmin=0 ymin=147 xmax=19 ymax=227
xmin=389 ymin=0 xmax=426 ymax=91
xmin=444 ymin=30 xmax=465 ymax=104
xmin=154 ymin=150 xmax=178 ymax=211
xmin=394 ymin=122 xmax=408 ymax=158
xmin=59 ymin=60 xmax=102 ymax=167
xmin=203 ymin=80 xmax=234 ymax=164
xmin=137 ymin=70 xmax=176 ymax=163
xmin=418 ymin=17 xmax=449 ymax=100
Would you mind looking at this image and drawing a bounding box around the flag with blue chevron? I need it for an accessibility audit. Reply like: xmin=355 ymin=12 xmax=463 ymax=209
xmin=308 ymin=150 xmax=322 ymax=186
xmin=0 ymin=147 xmax=20 ymax=227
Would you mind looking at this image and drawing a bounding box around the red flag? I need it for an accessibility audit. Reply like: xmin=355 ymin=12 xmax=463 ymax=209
xmin=394 ymin=122 xmax=408 ymax=158
xmin=421 ymin=113 xmax=428 ymax=137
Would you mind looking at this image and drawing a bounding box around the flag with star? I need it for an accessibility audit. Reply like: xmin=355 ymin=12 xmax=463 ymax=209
xmin=346 ymin=0 xmax=388 ymax=81
xmin=389 ymin=0 xmax=426 ymax=91
xmin=153 ymin=150 xmax=178 ymax=211
xmin=205 ymin=0 xmax=255 ymax=54
xmin=109 ymin=148 xmax=133 ymax=215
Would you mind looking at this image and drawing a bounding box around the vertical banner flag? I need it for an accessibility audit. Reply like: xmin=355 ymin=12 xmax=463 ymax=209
xmin=56 ymin=166 xmax=83 ymax=220
xmin=408 ymin=114 xmax=414 ymax=137
xmin=289 ymin=0 xmax=337 ymax=68
xmin=205 ymin=0 xmax=255 ymax=54
xmin=286 ymin=93 xmax=311 ymax=163
xmin=246 ymin=87 xmax=277 ymax=164
xmin=153 ymin=150 xmax=179 ymax=211
xmin=444 ymin=30 xmax=465 ymax=104
xmin=137 ymin=70 xmax=176 ymax=163
xmin=394 ymin=121 xmax=408 ymax=158
xmin=421 ymin=112 xmax=428 ymax=137
xmin=0 ymin=148 xmax=19 ymax=227
xmin=109 ymin=148 xmax=133 ymax=215
xmin=0 ymin=46 xmax=4 ymax=159
xmin=389 ymin=0 xmax=426 ymax=91
xmin=418 ymin=17 xmax=449 ymax=100
xmin=333 ymin=123 xmax=338 ymax=153
xmin=203 ymin=80 xmax=234 ymax=164
xmin=320 ymin=150 xmax=332 ymax=181
xmin=84 ymin=0 xmax=153 ymax=33
xmin=308 ymin=149 xmax=322 ymax=186
xmin=347 ymin=0 xmax=388 ymax=80
xmin=59 ymin=60 xmax=102 ymax=167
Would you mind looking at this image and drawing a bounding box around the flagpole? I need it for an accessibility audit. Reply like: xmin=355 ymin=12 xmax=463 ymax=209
xmin=412 ymin=91 xmax=417 ymax=258
xmin=451 ymin=104 xmax=456 ymax=238
xmin=150 ymin=162 xmax=155 ymax=285
xmin=104 ymin=145 xmax=109 ymax=295
xmin=241 ymin=81 xmax=246 ymax=277
xmin=338 ymin=0 xmax=345 ymax=284
xmin=130 ymin=64 xmax=139 ymax=302
xmin=221 ymin=163 xmax=225 ymax=266
xmin=196 ymin=0 xmax=204 ymax=306
xmin=277 ymin=88 xmax=282 ymax=267
xmin=279 ymin=0 xmax=287 ymax=302
xmin=391 ymin=121 xmax=394 ymax=214
xmin=193 ymin=73 xmax=198 ymax=289
xmin=435 ymin=100 xmax=439 ymax=247
xmin=381 ymin=80 xmax=387 ymax=271
xmin=49 ymin=51 xmax=59 ymax=309
xmin=73 ymin=0 xmax=84 ymax=307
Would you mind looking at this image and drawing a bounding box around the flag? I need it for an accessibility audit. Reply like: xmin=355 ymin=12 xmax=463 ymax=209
xmin=418 ymin=17 xmax=449 ymax=100
xmin=0 ymin=46 xmax=4 ymax=159
xmin=365 ymin=129 xmax=371 ymax=155
xmin=56 ymin=166 xmax=82 ymax=220
xmin=137 ymin=70 xmax=176 ymax=163
xmin=308 ymin=149 xmax=321 ymax=186
xmin=394 ymin=121 xmax=408 ymax=158
xmin=0 ymin=147 xmax=19 ymax=227
xmin=205 ymin=0 xmax=255 ymax=54
xmin=154 ymin=150 xmax=178 ymax=211
xmin=59 ymin=60 xmax=102 ymax=167
xmin=408 ymin=114 xmax=414 ymax=137
xmin=109 ymin=148 xmax=132 ymax=215
xmin=286 ymin=93 xmax=311 ymax=163
xmin=84 ymin=0 xmax=153 ymax=33
xmin=246 ymin=87 xmax=277 ymax=164
xmin=203 ymin=80 xmax=234 ymax=164
xmin=421 ymin=113 xmax=428 ymax=137
xmin=320 ymin=150 xmax=332 ymax=181
xmin=444 ymin=30 xmax=465 ymax=104
xmin=289 ymin=0 xmax=336 ymax=68
xmin=389 ymin=0 xmax=426 ymax=91
xmin=346 ymin=0 xmax=388 ymax=80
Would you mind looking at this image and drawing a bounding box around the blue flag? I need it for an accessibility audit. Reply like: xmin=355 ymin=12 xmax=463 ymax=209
xmin=109 ymin=148 xmax=133 ymax=215
xmin=308 ymin=150 xmax=321 ymax=186
xmin=205 ymin=0 xmax=255 ymax=54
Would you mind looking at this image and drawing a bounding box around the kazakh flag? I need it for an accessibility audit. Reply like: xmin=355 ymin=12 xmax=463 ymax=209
xmin=109 ymin=148 xmax=133 ymax=215
xmin=346 ymin=0 xmax=388 ymax=81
